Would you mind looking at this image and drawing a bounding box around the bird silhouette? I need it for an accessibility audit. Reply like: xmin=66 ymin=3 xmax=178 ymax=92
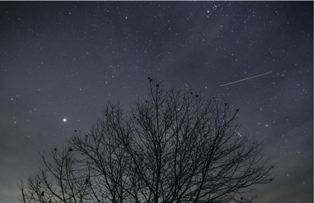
xmin=85 ymin=135 xmax=88 ymax=142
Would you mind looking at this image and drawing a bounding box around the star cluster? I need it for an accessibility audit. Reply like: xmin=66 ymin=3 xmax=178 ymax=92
xmin=0 ymin=2 xmax=312 ymax=203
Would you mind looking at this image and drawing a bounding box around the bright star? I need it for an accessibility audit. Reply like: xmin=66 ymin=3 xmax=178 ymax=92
xmin=63 ymin=118 xmax=67 ymax=122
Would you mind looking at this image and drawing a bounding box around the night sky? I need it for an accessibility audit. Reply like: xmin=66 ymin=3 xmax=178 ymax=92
xmin=0 ymin=2 xmax=313 ymax=203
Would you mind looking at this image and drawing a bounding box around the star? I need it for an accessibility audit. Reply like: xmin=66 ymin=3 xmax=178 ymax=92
xmin=63 ymin=118 xmax=67 ymax=122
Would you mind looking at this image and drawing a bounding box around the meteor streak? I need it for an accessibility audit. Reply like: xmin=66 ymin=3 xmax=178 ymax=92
xmin=220 ymin=71 xmax=273 ymax=87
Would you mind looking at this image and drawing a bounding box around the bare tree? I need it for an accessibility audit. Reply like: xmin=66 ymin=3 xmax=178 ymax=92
xmin=19 ymin=78 xmax=274 ymax=203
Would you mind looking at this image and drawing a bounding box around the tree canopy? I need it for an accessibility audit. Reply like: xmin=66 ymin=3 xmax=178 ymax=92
xmin=20 ymin=78 xmax=274 ymax=203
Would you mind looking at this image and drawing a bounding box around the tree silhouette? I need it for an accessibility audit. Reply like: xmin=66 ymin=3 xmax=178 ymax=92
xmin=19 ymin=79 xmax=274 ymax=203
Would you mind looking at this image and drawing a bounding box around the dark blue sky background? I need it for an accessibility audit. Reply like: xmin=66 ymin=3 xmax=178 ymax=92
xmin=0 ymin=2 xmax=312 ymax=202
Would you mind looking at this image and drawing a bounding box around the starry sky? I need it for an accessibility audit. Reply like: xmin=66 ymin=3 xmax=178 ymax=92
xmin=0 ymin=2 xmax=313 ymax=203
